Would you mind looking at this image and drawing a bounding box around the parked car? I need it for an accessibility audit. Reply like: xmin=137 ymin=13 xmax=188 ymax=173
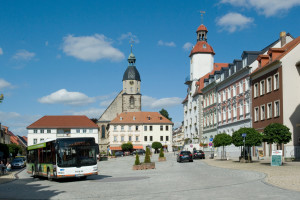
xmin=11 ymin=158 xmax=25 ymax=169
xmin=130 ymin=149 xmax=146 ymax=155
xmin=16 ymin=156 xmax=27 ymax=166
xmin=114 ymin=151 xmax=124 ymax=157
xmin=193 ymin=150 xmax=205 ymax=159
xmin=177 ymin=151 xmax=193 ymax=163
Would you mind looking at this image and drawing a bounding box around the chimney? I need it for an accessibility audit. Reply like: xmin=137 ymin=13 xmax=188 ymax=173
xmin=280 ymin=31 xmax=286 ymax=47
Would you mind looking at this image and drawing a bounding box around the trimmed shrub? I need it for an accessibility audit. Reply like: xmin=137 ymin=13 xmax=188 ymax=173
xmin=144 ymin=147 xmax=151 ymax=163
xmin=112 ymin=151 xmax=115 ymax=157
xmin=159 ymin=147 xmax=164 ymax=158
xmin=135 ymin=152 xmax=141 ymax=165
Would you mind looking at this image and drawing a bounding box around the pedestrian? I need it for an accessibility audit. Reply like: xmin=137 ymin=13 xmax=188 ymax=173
xmin=0 ymin=160 xmax=4 ymax=175
xmin=6 ymin=161 xmax=11 ymax=173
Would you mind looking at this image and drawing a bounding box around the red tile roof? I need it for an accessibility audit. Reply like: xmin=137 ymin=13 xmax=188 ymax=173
xmin=252 ymin=36 xmax=300 ymax=75
xmin=110 ymin=112 xmax=173 ymax=124
xmin=193 ymin=63 xmax=229 ymax=96
xmin=190 ymin=41 xmax=215 ymax=57
xmin=10 ymin=135 xmax=19 ymax=145
xmin=22 ymin=136 xmax=28 ymax=142
xmin=27 ymin=115 xmax=99 ymax=129
xmin=197 ymin=24 xmax=208 ymax=32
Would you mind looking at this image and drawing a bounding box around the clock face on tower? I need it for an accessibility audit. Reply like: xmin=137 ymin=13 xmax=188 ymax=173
xmin=130 ymin=81 xmax=134 ymax=85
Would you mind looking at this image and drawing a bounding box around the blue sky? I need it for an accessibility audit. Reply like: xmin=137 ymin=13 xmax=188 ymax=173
xmin=0 ymin=0 xmax=300 ymax=136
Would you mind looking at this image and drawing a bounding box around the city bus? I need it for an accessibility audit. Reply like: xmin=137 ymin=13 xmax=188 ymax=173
xmin=27 ymin=137 xmax=98 ymax=180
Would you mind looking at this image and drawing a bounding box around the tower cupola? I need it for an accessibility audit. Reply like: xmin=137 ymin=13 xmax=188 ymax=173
xmin=196 ymin=24 xmax=208 ymax=42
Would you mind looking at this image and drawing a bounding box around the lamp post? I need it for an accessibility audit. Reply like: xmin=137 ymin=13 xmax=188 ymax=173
xmin=242 ymin=133 xmax=247 ymax=160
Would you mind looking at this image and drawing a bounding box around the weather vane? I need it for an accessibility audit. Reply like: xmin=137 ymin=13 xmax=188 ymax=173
xmin=130 ymin=39 xmax=135 ymax=52
xmin=199 ymin=10 xmax=206 ymax=24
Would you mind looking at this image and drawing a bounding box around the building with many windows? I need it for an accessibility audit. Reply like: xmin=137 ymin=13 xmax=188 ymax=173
xmin=27 ymin=115 xmax=99 ymax=146
xmin=251 ymin=33 xmax=300 ymax=159
xmin=172 ymin=124 xmax=184 ymax=149
xmin=108 ymin=112 xmax=173 ymax=152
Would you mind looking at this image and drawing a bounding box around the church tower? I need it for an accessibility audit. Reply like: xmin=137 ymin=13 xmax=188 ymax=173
xmin=122 ymin=47 xmax=142 ymax=112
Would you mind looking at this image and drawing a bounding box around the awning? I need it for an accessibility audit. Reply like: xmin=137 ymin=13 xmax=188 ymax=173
xmin=133 ymin=146 xmax=144 ymax=149
xmin=110 ymin=146 xmax=122 ymax=151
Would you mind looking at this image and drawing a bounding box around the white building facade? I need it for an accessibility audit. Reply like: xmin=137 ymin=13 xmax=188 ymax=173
xmin=27 ymin=116 xmax=99 ymax=146
xmin=108 ymin=112 xmax=173 ymax=152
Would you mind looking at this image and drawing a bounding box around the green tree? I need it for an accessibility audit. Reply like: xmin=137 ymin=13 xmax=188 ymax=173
xmin=263 ymin=123 xmax=292 ymax=150
xmin=159 ymin=108 xmax=172 ymax=121
xmin=159 ymin=147 xmax=164 ymax=158
xmin=144 ymin=147 xmax=151 ymax=163
xmin=232 ymin=128 xmax=262 ymax=161
xmin=7 ymin=143 xmax=22 ymax=157
xmin=121 ymin=142 xmax=133 ymax=152
xmin=152 ymin=142 xmax=162 ymax=154
xmin=134 ymin=152 xmax=141 ymax=165
xmin=0 ymin=143 xmax=9 ymax=158
xmin=0 ymin=94 xmax=3 ymax=103
xmin=213 ymin=133 xmax=232 ymax=159
xmin=112 ymin=151 xmax=115 ymax=157
xmin=89 ymin=118 xmax=98 ymax=124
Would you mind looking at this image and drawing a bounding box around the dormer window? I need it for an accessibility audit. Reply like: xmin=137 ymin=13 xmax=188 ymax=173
xmin=133 ymin=116 xmax=136 ymax=120
xmin=148 ymin=116 xmax=151 ymax=120
xmin=243 ymin=57 xmax=247 ymax=68
xmin=234 ymin=65 xmax=236 ymax=73
xmin=160 ymin=117 xmax=162 ymax=120
xmin=120 ymin=117 xmax=123 ymax=121
xmin=203 ymin=44 xmax=207 ymax=48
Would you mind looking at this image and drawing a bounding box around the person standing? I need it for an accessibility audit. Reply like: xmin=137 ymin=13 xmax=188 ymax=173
xmin=6 ymin=161 xmax=11 ymax=172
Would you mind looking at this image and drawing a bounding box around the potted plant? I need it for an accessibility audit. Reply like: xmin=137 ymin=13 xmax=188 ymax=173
xmin=132 ymin=152 xmax=143 ymax=170
xmin=158 ymin=147 xmax=166 ymax=162
xmin=142 ymin=147 xmax=155 ymax=169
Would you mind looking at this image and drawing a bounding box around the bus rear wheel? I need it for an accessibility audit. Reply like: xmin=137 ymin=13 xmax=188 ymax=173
xmin=47 ymin=169 xmax=52 ymax=181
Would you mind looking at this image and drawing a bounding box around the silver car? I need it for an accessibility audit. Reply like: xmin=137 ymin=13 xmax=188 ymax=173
xmin=11 ymin=158 xmax=25 ymax=168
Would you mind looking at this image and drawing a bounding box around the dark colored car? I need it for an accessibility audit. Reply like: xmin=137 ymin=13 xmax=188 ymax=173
xmin=114 ymin=151 xmax=124 ymax=157
xmin=11 ymin=158 xmax=25 ymax=169
xmin=131 ymin=149 xmax=146 ymax=155
xmin=177 ymin=151 xmax=193 ymax=163
xmin=193 ymin=150 xmax=205 ymax=159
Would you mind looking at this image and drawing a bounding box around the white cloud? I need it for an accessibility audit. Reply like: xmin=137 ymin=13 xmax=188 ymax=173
xmin=118 ymin=32 xmax=140 ymax=44
xmin=65 ymin=108 xmax=105 ymax=119
xmin=142 ymin=96 xmax=182 ymax=109
xmin=13 ymin=49 xmax=36 ymax=60
xmin=183 ymin=42 xmax=193 ymax=51
xmin=62 ymin=34 xmax=125 ymax=62
xmin=100 ymin=99 xmax=114 ymax=107
xmin=38 ymin=89 xmax=96 ymax=106
xmin=158 ymin=40 xmax=176 ymax=47
xmin=0 ymin=79 xmax=13 ymax=90
xmin=0 ymin=111 xmax=41 ymax=136
xmin=173 ymin=121 xmax=182 ymax=129
xmin=220 ymin=0 xmax=300 ymax=17
xmin=216 ymin=12 xmax=254 ymax=33
xmin=0 ymin=47 xmax=3 ymax=55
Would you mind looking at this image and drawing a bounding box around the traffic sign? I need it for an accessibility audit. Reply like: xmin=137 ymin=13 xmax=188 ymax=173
xmin=209 ymin=142 xmax=213 ymax=147
xmin=209 ymin=138 xmax=213 ymax=142
xmin=242 ymin=133 xmax=247 ymax=138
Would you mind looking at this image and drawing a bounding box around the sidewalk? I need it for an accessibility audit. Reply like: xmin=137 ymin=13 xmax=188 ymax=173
xmin=202 ymin=158 xmax=300 ymax=192
xmin=0 ymin=170 xmax=19 ymax=184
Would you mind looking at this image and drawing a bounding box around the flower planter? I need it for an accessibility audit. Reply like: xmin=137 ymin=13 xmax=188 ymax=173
xmin=132 ymin=162 xmax=156 ymax=170
xmin=158 ymin=157 xmax=166 ymax=162
xmin=100 ymin=156 xmax=108 ymax=161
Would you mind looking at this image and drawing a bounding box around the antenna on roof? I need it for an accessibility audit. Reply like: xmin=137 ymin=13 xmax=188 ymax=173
xmin=199 ymin=11 xmax=206 ymax=25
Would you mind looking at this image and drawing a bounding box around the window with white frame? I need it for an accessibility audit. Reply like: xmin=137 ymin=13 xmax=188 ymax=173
xmin=245 ymin=100 xmax=250 ymax=113
xmin=228 ymin=88 xmax=231 ymax=99
xmin=228 ymin=105 xmax=231 ymax=120
xmin=267 ymin=103 xmax=272 ymax=119
xmin=136 ymin=136 xmax=139 ymax=141
xmin=239 ymin=81 xmax=243 ymax=94
xmin=214 ymin=93 xmax=217 ymax=103
xmin=47 ymin=129 xmax=51 ymax=133
xmin=254 ymin=83 xmax=258 ymax=98
xmin=223 ymin=90 xmax=226 ymax=101
xmin=233 ymin=104 xmax=237 ymax=118
xmin=210 ymin=94 xmax=212 ymax=105
xmin=261 ymin=105 xmax=265 ymax=120
xmin=245 ymin=79 xmax=249 ymax=91
xmin=267 ymin=77 xmax=272 ymax=93
xmin=129 ymin=136 xmax=132 ymax=141
xmin=233 ymin=85 xmax=236 ymax=96
xmin=223 ymin=107 xmax=226 ymax=121
xmin=260 ymin=80 xmax=265 ymax=95
xmin=76 ymin=129 xmax=80 ymax=133
xmin=33 ymin=139 xmax=37 ymax=144
xmin=210 ymin=113 xmax=213 ymax=125
xmin=114 ymin=136 xmax=117 ymax=142
xmin=218 ymin=92 xmax=221 ymax=103
xmin=83 ymin=129 xmax=86 ymax=133
xmin=144 ymin=126 xmax=147 ymax=131
xmin=41 ymin=129 xmax=44 ymax=133
xmin=254 ymin=107 xmax=259 ymax=122
xmin=274 ymin=73 xmax=279 ymax=90
xmin=34 ymin=129 xmax=37 ymax=133
xmin=121 ymin=136 xmax=124 ymax=142
xmin=40 ymin=138 xmax=44 ymax=142
xmin=218 ymin=111 xmax=221 ymax=122
xmin=121 ymin=126 xmax=124 ymax=131
xmin=274 ymin=100 xmax=280 ymax=117
xmin=239 ymin=101 xmax=244 ymax=116
xmin=114 ymin=126 xmax=117 ymax=131
xmin=128 ymin=126 xmax=132 ymax=131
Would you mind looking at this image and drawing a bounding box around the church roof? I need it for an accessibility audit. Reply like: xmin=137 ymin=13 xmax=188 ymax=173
xmin=196 ymin=24 xmax=208 ymax=32
xmin=189 ymin=41 xmax=215 ymax=57
xmin=123 ymin=66 xmax=141 ymax=81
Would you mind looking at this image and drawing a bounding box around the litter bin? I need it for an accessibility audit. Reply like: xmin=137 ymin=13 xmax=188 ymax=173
xmin=210 ymin=154 xmax=214 ymax=159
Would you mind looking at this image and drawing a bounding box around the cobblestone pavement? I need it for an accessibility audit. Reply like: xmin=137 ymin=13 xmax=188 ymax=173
xmin=203 ymin=158 xmax=300 ymax=192
xmin=0 ymin=168 xmax=23 ymax=184
xmin=0 ymin=154 xmax=300 ymax=199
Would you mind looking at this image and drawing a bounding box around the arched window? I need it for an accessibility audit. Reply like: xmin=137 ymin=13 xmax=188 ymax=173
xmin=130 ymin=96 xmax=134 ymax=108
xmin=101 ymin=125 xmax=105 ymax=138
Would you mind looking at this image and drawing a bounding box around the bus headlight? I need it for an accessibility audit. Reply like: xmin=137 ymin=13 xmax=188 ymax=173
xmin=93 ymin=166 xmax=98 ymax=171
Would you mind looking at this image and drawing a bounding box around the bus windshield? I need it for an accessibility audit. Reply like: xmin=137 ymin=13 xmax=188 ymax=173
xmin=57 ymin=138 xmax=97 ymax=167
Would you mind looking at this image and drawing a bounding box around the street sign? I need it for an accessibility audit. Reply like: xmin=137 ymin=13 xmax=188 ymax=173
xmin=271 ymin=150 xmax=282 ymax=166
xmin=242 ymin=133 xmax=247 ymax=137
xmin=209 ymin=138 xmax=213 ymax=142
xmin=209 ymin=142 xmax=213 ymax=147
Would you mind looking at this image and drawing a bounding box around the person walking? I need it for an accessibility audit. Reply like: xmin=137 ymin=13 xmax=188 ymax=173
xmin=6 ymin=161 xmax=11 ymax=173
